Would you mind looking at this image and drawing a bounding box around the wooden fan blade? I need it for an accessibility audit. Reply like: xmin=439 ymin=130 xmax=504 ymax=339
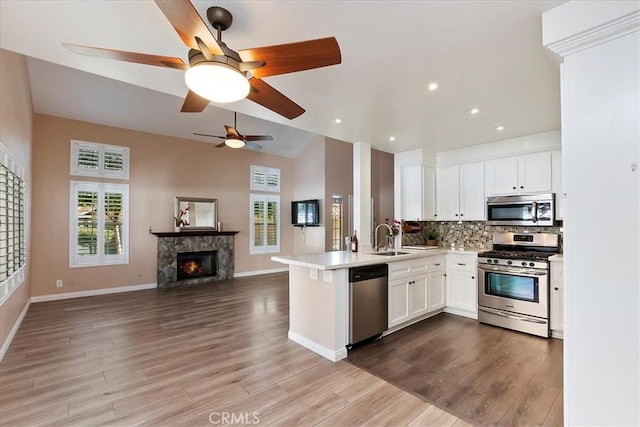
xmin=245 ymin=142 xmax=264 ymax=151
xmin=154 ymin=0 xmax=223 ymax=55
xmin=244 ymin=135 xmax=273 ymax=142
xmin=224 ymin=126 xmax=241 ymax=139
xmin=63 ymin=43 xmax=187 ymax=70
xmin=247 ymin=78 xmax=305 ymax=119
xmin=238 ymin=37 xmax=341 ymax=78
xmin=181 ymin=91 xmax=210 ymax=113
xmin=193 ymin=133 xmax=225 ymax=139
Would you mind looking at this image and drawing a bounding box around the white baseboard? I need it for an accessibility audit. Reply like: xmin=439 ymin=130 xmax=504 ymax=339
xmin=288 ymin=330 xmax=347 ymax=362
xmin=0 ymin=298 xmax=30 ymax=361
xmin=31 ymin=283 xmax=157 ymax=303
xmin=234 ymin=267 xmax=288 ymax=278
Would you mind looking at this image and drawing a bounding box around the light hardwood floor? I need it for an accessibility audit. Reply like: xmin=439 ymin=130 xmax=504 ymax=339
xmin=1 ymin=273 xmax=471 ymax=426
xmin=348 ymin=314 xmax=563 ymax=426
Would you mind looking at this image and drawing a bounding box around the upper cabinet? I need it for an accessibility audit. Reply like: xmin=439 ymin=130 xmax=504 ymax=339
xmin=485 ymin=152 xmax=552 ymax=196
xmin=436 ymin=162 xmax=485 ymax=221
xmin=401 ymin=164 xmax=423 ymax=221
xmin=400 ymin=164 xmax=437 ymax=221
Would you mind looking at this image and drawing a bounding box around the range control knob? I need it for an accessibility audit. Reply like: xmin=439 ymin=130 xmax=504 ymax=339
xmin=493 ymin=259 xmax=499 ymax=264
xmin=486 ymin=259 xmax=492 ymax=264
xmin=521 ymin=261 xmax=527 ymax=266
xmin=506 ymin=260 xmax=512 ymax=265
xmin=529 ymin=262 xmax=535 ymax=267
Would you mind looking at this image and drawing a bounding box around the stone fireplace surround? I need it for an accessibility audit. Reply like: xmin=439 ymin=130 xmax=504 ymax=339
xmin=151 ymin=231 xmax=238 ymax=289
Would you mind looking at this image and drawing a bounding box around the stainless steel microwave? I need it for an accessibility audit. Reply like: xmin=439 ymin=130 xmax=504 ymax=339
xmin=486 ymin=193 xmax=555 ymax=226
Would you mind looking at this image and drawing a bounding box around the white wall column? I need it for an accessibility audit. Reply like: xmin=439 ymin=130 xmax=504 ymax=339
xmin=543 ymin=2 xmax=640 ymax=425
xmin=353 ymin=142 xmax=372 ymax=252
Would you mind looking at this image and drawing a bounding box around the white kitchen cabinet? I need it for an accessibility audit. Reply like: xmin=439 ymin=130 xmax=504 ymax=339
xmin=389 ymin=279 xmax=410 ymax=327
xmin=485 ymin=152 xmax=552 ymax=196
xmin=388 ymin=256 xmax=445 ymax=329
xmin=423 ymin=166 xmax=437 ymax=220
xmin=426 ymin=256 xmax=446 ymax=312
xmin=436 ymin=162 xmax=485 ymax=221
xmin=550 ymin=258 xmax=564 ymax=338
xmin=445 ymin=253 xmax=478 ymax=319
xmin=400 ymin=164 xmax=437 ymax=221
xmin=401 ymin=164 xmax=423 ymax=221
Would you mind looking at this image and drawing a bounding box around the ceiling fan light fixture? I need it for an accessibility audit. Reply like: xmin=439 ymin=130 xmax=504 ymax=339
xmin=225 ymin=138 xmax=246 ymax=149
xmin=184 ymin=62 xmax=250 ymax=103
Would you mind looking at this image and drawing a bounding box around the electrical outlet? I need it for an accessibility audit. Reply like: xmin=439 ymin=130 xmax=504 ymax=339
xmin=56 ymin=279 xmax=63 ymax=288
xmin=309 ymin=268 xmax=318 ymax=280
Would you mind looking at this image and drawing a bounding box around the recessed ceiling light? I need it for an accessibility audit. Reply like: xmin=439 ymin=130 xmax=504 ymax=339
xmin=468 ymin=108 xmax=479 ymax=115
xmin=389 ymin=136 xmax=396 ymax=142
xmin=427 ymin=82 xmax=439 ymax=91
xmin=496 ymin=126 xmax=505 ymax=131
xmin=334 ymin=118 xmax=342 ymax=124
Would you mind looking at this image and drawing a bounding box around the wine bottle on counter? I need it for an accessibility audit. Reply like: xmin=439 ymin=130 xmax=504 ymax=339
xmin=351 ymin=230 xmax=359 ymax=252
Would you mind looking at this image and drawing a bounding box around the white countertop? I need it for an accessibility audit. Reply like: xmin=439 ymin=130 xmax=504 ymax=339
xmin=271 ymin=247 xmax=484 ymax=270
xmin=549 ymin=254 xmax=564 ymax=261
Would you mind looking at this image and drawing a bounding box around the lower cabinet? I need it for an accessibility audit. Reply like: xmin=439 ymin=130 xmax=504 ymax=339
xmin=388 ymin=273 xmax=428 ymax=328
xmin=550 ymin=258 xmax=564 ymax=338
xmin=388 ymin=256 xmax=445 ymax=329
xmin=445 ymin=253 xmax=478 ymax=318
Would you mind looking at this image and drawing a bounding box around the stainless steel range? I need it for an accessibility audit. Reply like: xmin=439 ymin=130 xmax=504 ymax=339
xmin=477 ymin=232 xmax=560 ymax=338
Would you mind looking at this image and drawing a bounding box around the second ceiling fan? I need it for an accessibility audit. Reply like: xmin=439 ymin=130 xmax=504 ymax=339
xmin=63 ymin=0 xmax=342 ymax=119
xmin=194 ymin=111 xmax=273 ymax=151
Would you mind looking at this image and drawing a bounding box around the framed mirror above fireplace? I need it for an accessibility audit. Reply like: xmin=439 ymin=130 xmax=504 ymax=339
xmin=175 ymin=196 xmax=218 ymax=230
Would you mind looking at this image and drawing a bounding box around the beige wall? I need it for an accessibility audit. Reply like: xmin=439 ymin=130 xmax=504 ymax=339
xmin=0 ymin=50 xmax=33 ymax=349
xmin=324 ymin=138 xmax=354 ymax=251
xmin=30 ymin=114 xmax=297 ymax=296
xmin=292 ymin=135 xmax=326 ymax=254
xmin=371 ymin=149 xmax=395 ymax=228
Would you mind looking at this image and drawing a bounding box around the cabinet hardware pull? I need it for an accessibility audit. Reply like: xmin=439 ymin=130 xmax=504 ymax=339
xmin=460 ymin=213 xmax=464 ymax=216
xmin=554 ymin=287 xmax=559 ymax=291
xmin=512 ymin=186 xmax=516 ymax=190
xmin=434 ymin=263 xmax=440 ymax=266
xmin=457 ymin=263 xmax=466 ymax=266
xmin=471 ymin=276 xmax=475 ymax=279
xmin=444 ymin=274 xmax=447 ymax=277
xmin=520 ymin=186 xmax=524 ymax=189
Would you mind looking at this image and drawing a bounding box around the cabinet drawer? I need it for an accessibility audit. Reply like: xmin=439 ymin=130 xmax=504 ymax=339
xmin=447 ymin=254 xmax=477 ymax=272
xmin=426 ymin=256 xmax=445 ymax=272
xmin=388 ymin=259 xmax=428 ymax=280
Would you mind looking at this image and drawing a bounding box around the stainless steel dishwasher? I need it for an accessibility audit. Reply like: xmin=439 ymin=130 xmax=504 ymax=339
xmin=349 ymin=264 xmax=388 ymax=347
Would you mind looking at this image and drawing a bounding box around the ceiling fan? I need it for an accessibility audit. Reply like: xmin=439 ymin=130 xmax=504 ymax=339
xmin=62 ymin=1 xmax=341 ymax=119
xmin=194 ymin=111 xmax=273 ymax=151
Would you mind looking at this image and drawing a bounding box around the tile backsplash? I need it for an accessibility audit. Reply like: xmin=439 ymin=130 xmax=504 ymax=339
xmin=402 ymin=221 xmax=563 ymax=250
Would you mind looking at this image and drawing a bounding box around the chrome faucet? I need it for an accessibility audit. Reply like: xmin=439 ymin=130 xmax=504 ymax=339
xmin=374 ymin=223 xmax=393 ymax=252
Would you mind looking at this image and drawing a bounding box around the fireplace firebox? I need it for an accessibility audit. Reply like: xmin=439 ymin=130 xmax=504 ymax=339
xmin=177 ymin=250 xmax=217 ymax=281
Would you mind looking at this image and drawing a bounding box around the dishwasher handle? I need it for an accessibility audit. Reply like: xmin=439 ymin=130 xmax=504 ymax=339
xmin=349 ymin=264 xmax=388 ymax=282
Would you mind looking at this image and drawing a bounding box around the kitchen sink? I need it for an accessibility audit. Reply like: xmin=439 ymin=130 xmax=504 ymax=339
xmin=369 ymin=251 xmax=410 ymax=256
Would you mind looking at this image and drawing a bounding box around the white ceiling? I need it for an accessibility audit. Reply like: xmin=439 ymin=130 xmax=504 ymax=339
xmin=0 ymin=0 xmax=564 ymax=158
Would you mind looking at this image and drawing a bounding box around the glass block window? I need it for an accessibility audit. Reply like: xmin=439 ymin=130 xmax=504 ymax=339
xmin=0 ymin=145 xmax=25 ymax=305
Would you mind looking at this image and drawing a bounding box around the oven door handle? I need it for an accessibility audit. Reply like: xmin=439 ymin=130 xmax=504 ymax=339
xmin=478 ymin=266 xmax=547 ymax=276
xmin=479 ymin=307 xmax=547 ymax=324
xmin=532 ymin=201 xmax=538 ymax=223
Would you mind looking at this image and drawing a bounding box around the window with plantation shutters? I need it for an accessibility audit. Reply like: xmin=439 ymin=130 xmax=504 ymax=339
xmin=250 ymin=165 xmax=280 ymax=192
xmin=250 ymin=194 xmax=280 ymax=254
xmin=71 ymin=140 xmax=129 ymax=179
xmin=0 ymin=145 xmax=26 ymax=305
xmin=70 ymin=181 xmax=128 ymax=267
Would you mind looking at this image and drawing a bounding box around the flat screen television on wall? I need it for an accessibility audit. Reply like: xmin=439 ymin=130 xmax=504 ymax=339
xmin=291 ymin=199 xmax=320 ymax=227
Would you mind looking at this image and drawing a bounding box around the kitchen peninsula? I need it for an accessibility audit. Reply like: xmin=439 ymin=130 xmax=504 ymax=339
xmin=272 ymin=248 xmax=480 ymax=361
